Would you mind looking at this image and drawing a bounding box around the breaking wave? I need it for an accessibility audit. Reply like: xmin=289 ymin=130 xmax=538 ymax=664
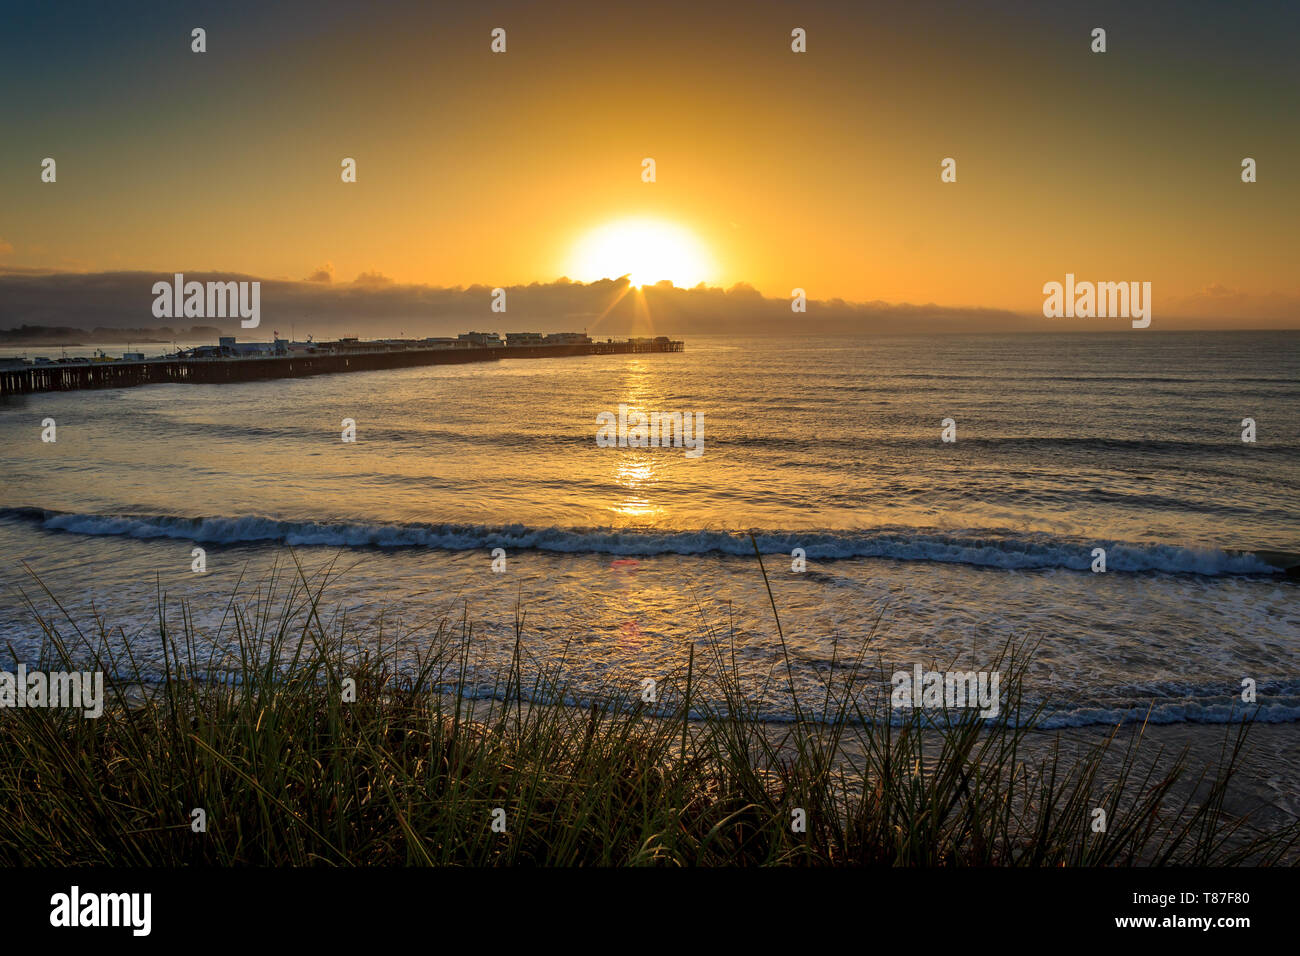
xmin=2 ymin=508 xmax=1285 ymax=576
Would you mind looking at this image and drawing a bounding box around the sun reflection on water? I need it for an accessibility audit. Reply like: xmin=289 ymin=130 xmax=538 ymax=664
xmin=603 ymin=360 xmax=672 ymax=521
xmin=611 ymin=456 xmax=661 ymax=519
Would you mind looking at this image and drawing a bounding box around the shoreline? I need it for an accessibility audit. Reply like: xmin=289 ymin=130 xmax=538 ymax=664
xmin=3 ymin=590 xmax=1296 ymax=865
xmin=59 ymin=671 xmax=1300 ymax=861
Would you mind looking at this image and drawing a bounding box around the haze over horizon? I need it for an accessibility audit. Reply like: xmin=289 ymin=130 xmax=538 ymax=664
xmin=0 ymin=268 xmax=1297 ymax=338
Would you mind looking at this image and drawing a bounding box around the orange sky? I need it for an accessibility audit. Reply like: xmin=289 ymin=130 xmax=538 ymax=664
xmin=2 ymin=1 xmax=1297 ymax=320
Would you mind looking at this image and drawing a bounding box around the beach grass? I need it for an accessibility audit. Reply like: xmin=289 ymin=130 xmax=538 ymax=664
xmin=0 ymin=552 xmax=1295 ymax=867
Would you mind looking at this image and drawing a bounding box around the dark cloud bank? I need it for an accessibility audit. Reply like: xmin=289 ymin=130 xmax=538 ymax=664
xmin=0 ymin=269 xmax=1284 ymax=340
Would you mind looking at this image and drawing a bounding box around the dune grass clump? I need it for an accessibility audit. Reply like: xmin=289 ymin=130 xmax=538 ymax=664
xmin=0 ymin=555 xmax=1295 ymax=866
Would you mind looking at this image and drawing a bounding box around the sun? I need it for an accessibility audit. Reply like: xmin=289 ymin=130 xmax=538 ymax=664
xmin=569 ymin=218 xmax=715 ymax=287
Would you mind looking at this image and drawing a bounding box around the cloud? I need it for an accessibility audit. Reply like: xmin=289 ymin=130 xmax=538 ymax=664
xmin=1162 ymin=283 xmax=1300 ymax=322
xmin=1 ymin=269 xmax=1294 ymax=335
xmin=304 ymin=262 xmax=334 ymax=283
xmin=1199 ymin=282 xmax=1238 ymax=299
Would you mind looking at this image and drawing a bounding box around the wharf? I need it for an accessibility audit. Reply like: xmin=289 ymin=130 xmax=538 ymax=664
xmin=0 ymin=338 xmax=684 ymax=395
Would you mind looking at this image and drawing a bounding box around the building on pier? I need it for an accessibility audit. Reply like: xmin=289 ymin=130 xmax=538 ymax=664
xmin=458 ymin=331 xmax=503 ymax=347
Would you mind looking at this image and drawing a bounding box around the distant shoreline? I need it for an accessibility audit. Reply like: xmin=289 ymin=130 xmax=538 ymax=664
xmin=4 ymin=326 xmax=1300 ymax=348
xmin=0 ymin=324 xmax=221 ymax=347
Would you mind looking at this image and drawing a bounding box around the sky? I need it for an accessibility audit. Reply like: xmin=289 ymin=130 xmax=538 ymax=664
xmin=1 ymin=0 xmax=1297 ymax=328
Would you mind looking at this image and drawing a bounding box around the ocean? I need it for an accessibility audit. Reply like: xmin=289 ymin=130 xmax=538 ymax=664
xmin=2 ymin=331 xmax=1297 ymax=728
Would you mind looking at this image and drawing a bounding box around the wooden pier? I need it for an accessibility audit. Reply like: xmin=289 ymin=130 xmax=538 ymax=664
xmin=0 ymin=339 xmax=684 ymax=396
